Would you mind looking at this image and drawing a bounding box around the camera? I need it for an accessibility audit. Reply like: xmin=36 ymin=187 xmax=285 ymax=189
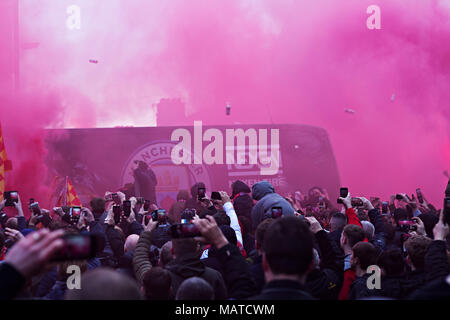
xmin=398 ymin=220 xmax=417 ymax=232
xmin=181 ymin=208 xmax=196 ymax=222
xmin=170 ymin=223 xmax=201 ymax=239
xmin=396 ymin=194 xmax=404 ymax=200
xmin=51 ymin=234 xmax=99 ymax=261
xmin=151 ymin=209 xmax=167 ymax=222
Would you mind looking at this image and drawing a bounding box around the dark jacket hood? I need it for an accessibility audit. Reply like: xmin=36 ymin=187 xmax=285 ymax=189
xmin=166 ymin=253 xmax=206 ymax=278
xmin=190 ymin=182 xmax=206 ymax=199
xmin=231 ymin=180 xmax=251 ymax=198
xmin=251 ymin=181 xmax=275 ymax=201
xmin=177 ymin=190 xmax=190 ymax=201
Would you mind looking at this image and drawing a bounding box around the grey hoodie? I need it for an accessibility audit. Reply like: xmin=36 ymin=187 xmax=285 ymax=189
xmin=251 ymin=181 xmax=295 ymax=230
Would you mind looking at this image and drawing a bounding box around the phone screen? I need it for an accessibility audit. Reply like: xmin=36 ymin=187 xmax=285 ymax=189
xmin=123 ymin=200 xmax=131 ymax=217
xmin=271 ymin=207 xmax=283 ymax=219
xmin=30 ymin=202 xmax=41 ymax=216
xmin=340 ymin=188 xmax=348 ymax=198
xmin=416 ymin=189 xmax=424 ymax=204
xmin=70 ymin=207 xmax=81 ymax=222
xmin=51 ymin=234 xmax=98 ymax=261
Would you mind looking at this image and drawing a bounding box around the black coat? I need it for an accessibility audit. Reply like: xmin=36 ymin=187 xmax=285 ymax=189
xmin=0 ymin=263 xmax=26 ymax=300
xmin=165 ymin=253 xmax=227 ymax=300
xmin=249 ymin=255 xmax=265 ymax=294
xmin=305 ymin=230 xmax=342 ymax=300
xmin=213 ymin=243 xmax=257 ymax=299
xmin=249 ymin=280 xmax=315 ymax=300
xmin=407 ymin=276 xmax=450 ymax=300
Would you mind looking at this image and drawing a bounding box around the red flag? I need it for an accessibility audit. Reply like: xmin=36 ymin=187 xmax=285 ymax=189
xmin=55 ymin=177 xmax=82 ymax=207
xmin=66 ymin=177 xmax=82 ymax=207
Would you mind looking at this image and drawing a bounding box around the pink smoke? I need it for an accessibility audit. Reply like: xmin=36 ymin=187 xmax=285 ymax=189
xmin=1 ymin=0 xmax=449 ymax=208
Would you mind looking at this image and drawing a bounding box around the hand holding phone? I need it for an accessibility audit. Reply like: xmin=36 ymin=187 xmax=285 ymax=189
xmin=444 ymin=197 xmax=450 ymax=226
xmin=197 ymin=187 xmax=206 ymax=201
xmin=113 ymin=205 xmax=121 ymax=224
xmin=4 ymin=191 xmax=19 ymax=207
xmin=271 ymin=207 xmax=283 ymax=219
xmin=30 ymin=202 xmax=41 ymax=216
xmin=122 ymin=200 xmax=132 ymax=217
xmin=337 ymin=187 xmax=349 ymax=205
xmin=351 ymin=197 xmax=363 ymax=207
xmin=382 ymin=201 xmax=389 ymax=214
xmin=70 ymin=207 xmax=82 ymax=223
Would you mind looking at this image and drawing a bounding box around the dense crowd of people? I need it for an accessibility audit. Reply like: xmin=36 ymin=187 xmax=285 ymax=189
xmin=0 ymin=178 xmax=449 ymax=300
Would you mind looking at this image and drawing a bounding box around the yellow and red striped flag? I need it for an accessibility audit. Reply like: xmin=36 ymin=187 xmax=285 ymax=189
xmin=66 ymin=177 xmax=81 ymax=206
xmin=0 ymin=123 xmax=13 ymax=202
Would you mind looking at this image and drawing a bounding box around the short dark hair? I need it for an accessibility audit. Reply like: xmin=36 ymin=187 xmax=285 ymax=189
xmin=213 ymin=212 xmax=230 ymax=226
xmin=172 ymin=238 xmax=197 ymax=257
xmin=377 ymin=249 xmax=405 ymax=276
xmin=142 ymin=267 xmax=171 ymax=300
xmin=343 ymin=224 xmax=365 ymax=247
xmin=331 ymin=212 xmax=347 ymax=223
xmin=255 ymin=218 xmax=274 ymax=250
xmin=352 ymin=242 xmax=378 ymax=270
xmin=263 ymin=217 xmax=313 ymax=276
xmin=90 ymin=198 xmax=105 ymax=215
xmin=393 ymin=208 xmax=408 ymax=223
xmin=176 ymin=277 xmax=214 ymax=300
xmin=404 ymin=235 xmax=432 ymax=270
xmin=5 ymin=218 xmax=18 ymax=230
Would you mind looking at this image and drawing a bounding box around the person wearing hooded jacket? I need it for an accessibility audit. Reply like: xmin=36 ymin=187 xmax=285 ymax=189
xmin=230 ymin=180 xmax=254 ymax=222
xmin=250 ymin=181 xmax=295 ymax=231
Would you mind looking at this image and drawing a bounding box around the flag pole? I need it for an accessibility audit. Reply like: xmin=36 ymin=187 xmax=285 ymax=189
xmin=64 ymin=176 xmax=68 ymax=206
